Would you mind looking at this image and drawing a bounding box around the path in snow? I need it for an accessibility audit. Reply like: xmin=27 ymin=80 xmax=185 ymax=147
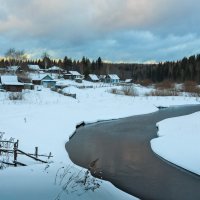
xmin=66 ymin=104 xmax=200 ymax=200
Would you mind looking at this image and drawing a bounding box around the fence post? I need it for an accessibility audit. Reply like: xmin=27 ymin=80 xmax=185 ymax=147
xmin=48 ymin=152 xmax=52 ymax=159
xmin=35 ymin=147 xmax=38 ymax=159
xmin=14 ymin=141 xmax=18 ymax=167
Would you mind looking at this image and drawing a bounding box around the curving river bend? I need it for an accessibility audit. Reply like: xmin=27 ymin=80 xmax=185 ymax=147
xmin=66 ymin=105 xmax=200 ymax=200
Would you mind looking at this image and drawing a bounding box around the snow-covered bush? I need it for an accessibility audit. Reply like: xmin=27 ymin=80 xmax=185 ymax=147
xmin=8 ymin=92 xmax=23 ymax=100
xmin=110 ymin=88 xmax=118 ymax=94
xmin=122 ymin=85 xmax=138 ymax=96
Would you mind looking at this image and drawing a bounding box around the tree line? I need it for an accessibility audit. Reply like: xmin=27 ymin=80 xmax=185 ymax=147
xmin=0 ymin=48 xmax=200 ymax=83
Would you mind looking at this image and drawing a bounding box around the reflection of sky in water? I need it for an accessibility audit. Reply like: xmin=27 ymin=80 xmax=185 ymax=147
xmin=66 ymin=105 xmax=200 ymax=199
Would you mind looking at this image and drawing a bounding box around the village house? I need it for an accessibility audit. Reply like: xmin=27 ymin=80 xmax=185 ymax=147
xmin=105 ymin=74 xmax=120 ymax=84
xmin=64 ymin=71 xmax=82 ymax=80
xmin=0 ymin=75 xmax=24 ymax=92
xmin=47 ymin=66 xmax=63 ymax=74
xmin=31 ymin=74 xmax=56 ymax=88
xmin=87 ymin=74 xmax=99 ymax=82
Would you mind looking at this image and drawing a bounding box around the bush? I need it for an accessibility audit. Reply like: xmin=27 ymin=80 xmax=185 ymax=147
xmin=148 ymin=89 xmax=179 ymax=96
xmin=8 ymin=92 xmax=23 ymax=100
xmin=155 ymin=80 xmax=175 ymax=90
xmin=121 ymin=85 xmax=138 ymax=96
xmin=182 ymin=81 xmax=200 ymax=97
xmin=183 ymin=81 xmax=197 ymax=92
xmin=136 ymin=79 xmax=153 ymax=87
xmin=55 ymin=164 xmax=101 ymax=200
xmin=110 ymin=88 xmax=117 ymax=94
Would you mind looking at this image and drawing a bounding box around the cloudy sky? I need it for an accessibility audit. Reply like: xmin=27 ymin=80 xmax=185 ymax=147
xmin=0 ymin=0 xmax=200 ymax=62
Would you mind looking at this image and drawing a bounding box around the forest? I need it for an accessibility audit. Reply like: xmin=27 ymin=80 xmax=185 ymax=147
xmin=0 ymin=49 xmax=200 ymax=83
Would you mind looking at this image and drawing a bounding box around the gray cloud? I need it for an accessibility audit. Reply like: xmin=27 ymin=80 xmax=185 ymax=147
xmin=0 ymin=0 xmax=200 ymax=61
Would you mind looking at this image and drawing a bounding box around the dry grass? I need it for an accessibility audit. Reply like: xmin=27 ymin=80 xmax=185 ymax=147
xmin=110 ymin=86 xmax=138 ymax=96
xmin=182 ymin=81 xmax=200 ymax=97
xmin=148 ymin=89 xmax=179 ymax=96
xmin=136 ymin=79 xmax=153 ymax=87
xmin=121 ymin=85 xmax=138 ymax=96
xmin=155 ymin=80 xmax=175 ymax=90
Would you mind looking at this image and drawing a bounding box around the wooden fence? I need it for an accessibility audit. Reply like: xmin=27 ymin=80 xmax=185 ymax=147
xmin=0 ymin=139 xmax=53 ymax=167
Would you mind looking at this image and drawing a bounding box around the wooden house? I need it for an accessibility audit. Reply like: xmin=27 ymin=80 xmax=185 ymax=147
xmin=0 ymin=75 xmax=24 ymax=92
xmin=105 ymin=74 xmax=120 ymax=83
xmin=64 ymin=71 xmax=82 ymax=80
xmin=87 ymin=74 xmax=99 ymax=82
xmin=31 ymin=74 xmax=56 ymax=88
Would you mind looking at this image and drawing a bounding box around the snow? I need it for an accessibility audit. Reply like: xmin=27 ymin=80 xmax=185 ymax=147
xmin=151 ymin=111 xmax=200 ymax=175
xmin=28 ymin=64 xmax=41 ymax=71
xmin=48 ymin=66 xmax=61 ymax=71
xmin=62 ymin=86 xmax=81 ymax=94
xmin=0 ymin=81 xmax=200 ymax=199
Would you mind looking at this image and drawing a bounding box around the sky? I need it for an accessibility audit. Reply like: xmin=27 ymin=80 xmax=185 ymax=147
xmin=0 ymin=0 xmax=200 ymax=62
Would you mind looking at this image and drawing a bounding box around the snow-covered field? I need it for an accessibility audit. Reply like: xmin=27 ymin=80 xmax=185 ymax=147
xmin=0 ymin=80 xmax=200 ymax=200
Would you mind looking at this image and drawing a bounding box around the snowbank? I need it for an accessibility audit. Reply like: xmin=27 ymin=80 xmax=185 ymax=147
xmin=151 ymin=111 xmax=200 ymax=175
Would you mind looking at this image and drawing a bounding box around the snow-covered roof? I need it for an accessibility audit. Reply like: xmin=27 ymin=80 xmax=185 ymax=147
xmin=89 ymin=74 xmax=99 ymax=81
xmin=125 ymin=79 xmax=132 ymax=83
xmin=41 ymin=79 xmax=56 ymax=82
xmin=28 ymin=65 xmax=41 ymax=71
xmin=69 ymin=71 xmax=81 ymax=76
xmin=108 ymin=74 xmax=120 ymax=80
xmin=48 ymin=66 xmax=61 ymax=71
xmin=99 ymin=75 xmax=106 ymax=79
xmin=0 ymin=75 xmax=24 ymax=85
xmin=30 ymin=73 xmax=53 ymax=81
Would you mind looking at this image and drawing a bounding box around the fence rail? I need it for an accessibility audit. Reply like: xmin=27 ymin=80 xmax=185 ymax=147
xmin=0 ymin=139 xmax=53 ymax=167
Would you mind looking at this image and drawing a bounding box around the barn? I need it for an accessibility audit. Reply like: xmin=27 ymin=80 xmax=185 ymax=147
xmin=0 ymin=75 xmax=24 ymax=92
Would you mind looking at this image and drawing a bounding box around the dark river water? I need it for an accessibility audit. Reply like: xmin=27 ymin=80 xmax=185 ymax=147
xmin=66 ymin=105 xmax=200 ymax=200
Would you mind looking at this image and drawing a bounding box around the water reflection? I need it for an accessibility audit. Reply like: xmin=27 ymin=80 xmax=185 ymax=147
xmin=66 ymin=105 xmax=200 ymax=200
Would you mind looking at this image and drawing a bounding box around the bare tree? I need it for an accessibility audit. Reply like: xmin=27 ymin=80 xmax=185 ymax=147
xmin=5 ymin=48 xmax=27 ymax=67
xmin=41 ymin=52 xmax=51 ymax=70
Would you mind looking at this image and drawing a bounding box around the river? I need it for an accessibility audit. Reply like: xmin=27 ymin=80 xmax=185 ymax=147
xmin=66 ymin=105 xmax=200 ymax=200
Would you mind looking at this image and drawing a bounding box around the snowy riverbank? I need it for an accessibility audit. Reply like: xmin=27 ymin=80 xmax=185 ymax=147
xmin=0 ymin=82 xmax=199 ymax=199
xmin=151 ymin=111 xmax=200 ymax=175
